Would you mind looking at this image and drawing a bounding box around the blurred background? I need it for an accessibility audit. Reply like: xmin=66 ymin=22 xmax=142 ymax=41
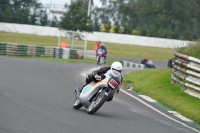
xmin=0 ymin=0 xmax=200 ymax=41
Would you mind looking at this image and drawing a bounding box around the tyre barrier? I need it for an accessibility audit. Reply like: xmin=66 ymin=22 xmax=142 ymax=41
xmin=0 ymin=42 xmax=95 ymax=59
xmin=120 ymin=60 xmax=145 ymax=69
xmin=172 ymin=51 xmax=200 ymax=99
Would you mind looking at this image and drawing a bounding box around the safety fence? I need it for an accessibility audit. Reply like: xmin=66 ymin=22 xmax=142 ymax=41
xmin=0 ymin=42 xmax=96 ymax=59
xmin=120 ymin=60 xmax=145 ymax=69
xmin=76 ymin=49 xmax=96 ymax=59
xmin=171 ymin=51 xmax=200 ymax=99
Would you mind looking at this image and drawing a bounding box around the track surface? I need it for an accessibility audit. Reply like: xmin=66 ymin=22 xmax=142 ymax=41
xmin=0 ymin=57 xmax=198 ymax=133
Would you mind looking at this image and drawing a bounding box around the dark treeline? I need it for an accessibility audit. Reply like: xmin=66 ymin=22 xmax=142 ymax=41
xmin=0 ymin=0 xmax=58 ymax=27
xmin=1 ymin=0 xmax=200 ymax=40
xmin=91 ymin=0 xmax=200 ymax=40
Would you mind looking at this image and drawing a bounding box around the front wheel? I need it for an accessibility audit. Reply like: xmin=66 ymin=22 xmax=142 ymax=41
xmin=87 ymin=91 xmax=107 ymax=114
xmin=100 ymin=57 xmax=104 ymax=65
xmin=73 ymin=98 xmax=83 ymax=109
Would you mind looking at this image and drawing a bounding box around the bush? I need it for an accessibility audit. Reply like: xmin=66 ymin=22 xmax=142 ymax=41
xmin=176 ymin=39 xmax=200 ymax=59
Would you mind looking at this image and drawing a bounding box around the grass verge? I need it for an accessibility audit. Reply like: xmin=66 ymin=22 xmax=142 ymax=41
xmin=123 ymin=68 xmax=200 ymax=124
xmin=0 ymin=32 xmax=174 ymax=60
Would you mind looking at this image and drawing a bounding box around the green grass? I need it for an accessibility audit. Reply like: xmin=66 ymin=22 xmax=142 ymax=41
xmin=176 ymin=39 xmax=200 ymax=59
xmin=123 ymin=69 xmax=200 ymax=124
xmin=0 ymin=32 xmax=174 ymax=60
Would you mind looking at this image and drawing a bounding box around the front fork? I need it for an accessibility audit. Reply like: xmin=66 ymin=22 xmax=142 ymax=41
xmin=93 ymin=88 xmax=111 ymax=101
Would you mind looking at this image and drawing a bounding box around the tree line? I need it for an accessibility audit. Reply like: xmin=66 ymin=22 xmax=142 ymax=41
xmin=0 ymin=0 xmax=58 ymax=27
xmin=1 ymin=0 xmax=200 ymax=40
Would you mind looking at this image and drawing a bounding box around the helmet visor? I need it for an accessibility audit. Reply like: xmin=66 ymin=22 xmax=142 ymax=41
xmin=112 ymin=68 xmax=122 ymax=73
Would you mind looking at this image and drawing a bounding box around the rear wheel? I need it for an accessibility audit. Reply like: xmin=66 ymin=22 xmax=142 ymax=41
xmin=87 ymin=91 xmax=107 ymax=114
xmin=97 ymin=56 xmax=100 ymax=65
xmin=73 ymin=98 xmax=83 ymax=109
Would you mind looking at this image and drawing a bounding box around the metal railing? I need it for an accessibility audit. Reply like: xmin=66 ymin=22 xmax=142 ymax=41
xmin=171 ymin=51 xmax=200 ymax=99
xmin=0 ymin=42 xmax=96 ymax=59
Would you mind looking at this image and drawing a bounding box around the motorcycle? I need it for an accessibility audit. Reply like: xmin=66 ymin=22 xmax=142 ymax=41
xmin=73 ymin=70 xmax=121 ymax=114
xmin=96 ymin=48 xmax=105 ymax=65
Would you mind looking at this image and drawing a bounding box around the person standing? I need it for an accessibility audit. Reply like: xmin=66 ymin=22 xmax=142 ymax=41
xmin=168 ymin=58 xmax=174 ymax=68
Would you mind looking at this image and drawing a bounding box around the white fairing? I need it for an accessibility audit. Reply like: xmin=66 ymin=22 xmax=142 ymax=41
xmin=100 ymin=57 xmax=105 ymax=64
xmin=78 ymin=71 xmax=121 ymax=108
xmin=97 ymin=48 xmax=105 ymax=55
xmin=97 ymin=49 xmax=105 ymax=65
xmin=147 ymin=60 xmax=154 ymax=65
xmin=79 ymin=80 xmax=108 ymax=108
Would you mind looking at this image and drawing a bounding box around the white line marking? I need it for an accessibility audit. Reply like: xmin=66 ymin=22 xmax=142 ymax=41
xmin=120 ymin=89 xmax=200 ymax=133
xmin=137 ymin=93 xmax=194 ymax=123
xmin=139 ymin=95 xmax=157 ymax=102
xmin=168 ymin=111 xmax=193 ymax=122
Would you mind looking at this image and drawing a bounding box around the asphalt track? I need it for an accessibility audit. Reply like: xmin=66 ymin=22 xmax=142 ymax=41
xmin=0 ymin=56 xmax=199 ymax=133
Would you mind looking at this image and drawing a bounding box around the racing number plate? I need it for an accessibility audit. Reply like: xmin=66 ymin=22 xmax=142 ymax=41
xmin=108 ymin=79 xmax=118 ymax=89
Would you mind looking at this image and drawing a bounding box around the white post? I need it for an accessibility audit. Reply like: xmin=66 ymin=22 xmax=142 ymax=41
xmin=58 ymin=30 xmax=60 ymax=47
xmin=71 ymin=32 xmax=74 ymax=49
xmin=87 ymin=0 xmax=91 ymax=17
xmin=84 ymin=0 xmax=91 ymax=59
xmin=83 ymin=32 xmax=88 ymax=59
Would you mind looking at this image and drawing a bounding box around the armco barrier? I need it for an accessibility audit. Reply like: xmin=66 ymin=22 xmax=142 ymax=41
xmin=62 ymin=48 xmax=70 ymax=59
xmin=54 ymin=47 xmax=65 ymax=58
xmin=36 ymin=46 xmax=45 ymax=57
xmin=0 ymin=42 xmax=95 ymax=59
xmin=120 ymin=60 xmax=145 ymax=69
xmin=17 ymin=45 xmax=28 ymax=56
xmin=6 ymin=43 xmax=17 ymax=56
xmin=76 ymin=49 xmax=96 ymax=59
xmin=69 ymin=49 xmax=77 ymax=59
xmin=171 ymin=51 xmax=200 ymax=99
xmin=44 ymin=46 xmax=54 ymax=57
xmin=27 ymin=45 xmax=36 ymax=56
xmin=0 ymin=42 xmax=7 ymax=55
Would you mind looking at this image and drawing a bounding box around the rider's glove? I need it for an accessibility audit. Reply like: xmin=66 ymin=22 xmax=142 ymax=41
xmin=95 ymin=75 xmax=101 ymax=81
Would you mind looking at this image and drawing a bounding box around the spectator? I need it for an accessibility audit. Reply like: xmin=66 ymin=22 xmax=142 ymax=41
xmin=59 ymin=41 xmax=68 ymax=48
xmin=168 ymin=58 xmax=174 ymax=68
xmin=93 ymin=41 xmax=101 ymax=51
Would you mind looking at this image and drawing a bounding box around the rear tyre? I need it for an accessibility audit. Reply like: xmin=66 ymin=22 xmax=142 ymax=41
xmin=73 ymin=98 xmax=83 ymax=109
xmin=97 ymin=56 xmax=100 ymax=65
xmin=87 ymin=91 xmax=107 ymax=114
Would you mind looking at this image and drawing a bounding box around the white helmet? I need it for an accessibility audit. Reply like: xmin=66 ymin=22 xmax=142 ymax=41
xmin=111 ymin=61 xmax=122 ymax=77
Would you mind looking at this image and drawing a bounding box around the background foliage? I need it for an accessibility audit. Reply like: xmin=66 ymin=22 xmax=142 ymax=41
xmin=1 ymin=0 xmax=200 ymax=40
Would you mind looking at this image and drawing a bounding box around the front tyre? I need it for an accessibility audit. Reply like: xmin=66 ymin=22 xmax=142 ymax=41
xmin=73 ymin=98 xmax=83 ymax=109
xmin=87 ymin=91 xmax=107 ymax=114
xmin=100 ymin=57 xmax=104 ymax=65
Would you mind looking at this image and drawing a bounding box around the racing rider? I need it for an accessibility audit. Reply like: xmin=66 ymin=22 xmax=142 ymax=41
xmin=79 ymin=61 xmax=123 ymax=101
